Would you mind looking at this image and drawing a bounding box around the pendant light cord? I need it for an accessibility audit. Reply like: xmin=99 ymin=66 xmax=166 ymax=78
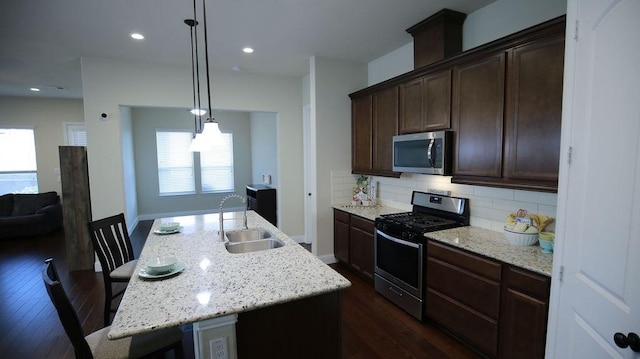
xmin=202 ymin=0 xmax=214 ymax=122
xmin=193 ymin=0 xmax=203 ymax=132
xmin=187 ymin=20 xmax=198 ymax=134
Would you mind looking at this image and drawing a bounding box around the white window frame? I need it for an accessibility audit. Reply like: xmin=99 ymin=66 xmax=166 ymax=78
xmin=64 ymin=122 xmax=87 ymax=146
xmin=200 ymin=132 xmax=235 ymax=193
xmin=0 ymin=127 xmax=39 ymax=194
xmin=156 ymin=130 xmax=196 ymax=196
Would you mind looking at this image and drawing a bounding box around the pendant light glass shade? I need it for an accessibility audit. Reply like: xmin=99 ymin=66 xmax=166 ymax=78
xmin=186 ymin=0 xmax=217 ymax=152
xmin=201 ymin=119 xmax=221 ymax=137
xmin=190 ymin=108 xmax=207 ymax=116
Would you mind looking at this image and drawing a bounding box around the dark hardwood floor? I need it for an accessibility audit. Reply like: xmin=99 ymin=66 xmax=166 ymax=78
xmin=0 ymin=221 xmax=481 ymax=359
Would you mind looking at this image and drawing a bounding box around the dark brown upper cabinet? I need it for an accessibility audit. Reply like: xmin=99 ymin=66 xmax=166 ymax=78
xmin=351 ymin=95 xmax=373 ymax=174
xmin=504 ymin=32 xmax=565 ymax=185
xmin=350 ymin=86 xmax=401 ymax=177
xmin=452 ymin=52 xmax=506 ymax=178
xmin=452 ymin=19 xmax=565 ymax=191
xmin=350 ymin=16 xmax=565 ymax=187
xmin=372 ymin=86 xmax=400 ymax=175
xmin=399 ymin=69 xmax=452 ymax=134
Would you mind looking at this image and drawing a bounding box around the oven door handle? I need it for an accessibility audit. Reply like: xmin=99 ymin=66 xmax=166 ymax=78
xmin=376 ymin=230 xmax=420 ymax=248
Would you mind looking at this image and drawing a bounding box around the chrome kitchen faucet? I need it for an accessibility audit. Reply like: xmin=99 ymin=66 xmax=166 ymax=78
xmin=218 ymin=194 xmax=248 ymax=241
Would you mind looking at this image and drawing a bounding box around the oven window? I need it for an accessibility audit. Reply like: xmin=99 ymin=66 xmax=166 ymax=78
xmin=376 ymin=233 xmax=421 ymax=289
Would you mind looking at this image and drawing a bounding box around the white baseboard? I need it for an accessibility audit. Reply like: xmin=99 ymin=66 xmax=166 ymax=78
xmin=317 ymin=254 xmax=337 ymax=264
xmin=290 ymin=235 xmax=305 ymax=244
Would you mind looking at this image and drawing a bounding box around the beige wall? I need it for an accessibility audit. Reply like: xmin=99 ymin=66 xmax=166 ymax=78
xmin=0 ymin=96 xmax=84 ymax=195
xmin=80 ymin=57 xmax=304 ymax=236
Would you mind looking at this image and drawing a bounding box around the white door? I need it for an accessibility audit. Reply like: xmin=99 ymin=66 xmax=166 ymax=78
xmin=547 ymin=0 xmax=640 ymax=358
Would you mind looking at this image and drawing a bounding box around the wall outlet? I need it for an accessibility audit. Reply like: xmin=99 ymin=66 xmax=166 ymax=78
xmin=210 ymin=337 xmax=228 ymax=359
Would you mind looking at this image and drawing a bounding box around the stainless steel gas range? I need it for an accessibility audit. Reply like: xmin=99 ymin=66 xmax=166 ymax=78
xmin=374 ymin=191 xmax=469 ymax=320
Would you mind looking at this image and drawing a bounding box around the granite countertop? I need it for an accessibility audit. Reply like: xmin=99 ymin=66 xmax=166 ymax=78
xmin=334 ymin=204 xmax=552 ymax=277
xmin=332 ymin=203 xmax=406 ymax=221
xmin=108 ymin=211 xmax=351 ymax=340
xmin=426 ymin=226 xmax=553 ymax=276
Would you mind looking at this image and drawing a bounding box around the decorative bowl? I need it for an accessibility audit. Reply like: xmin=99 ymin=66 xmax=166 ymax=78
xmin=503 ymin=228 xmax=539 ymax=246
xmin=159 ymin=222 xmax=180 ymax=231
xmin=146 ymin=256 xmax=177 ymax=273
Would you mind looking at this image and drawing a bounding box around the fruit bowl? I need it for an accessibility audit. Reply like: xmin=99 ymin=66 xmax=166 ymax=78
xmin=503 ymin=228 xmax=539 ymax=246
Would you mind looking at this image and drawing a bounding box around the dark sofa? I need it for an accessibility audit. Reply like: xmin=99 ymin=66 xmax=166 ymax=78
xmin=0 ymin=191 xmax=63 ymax=239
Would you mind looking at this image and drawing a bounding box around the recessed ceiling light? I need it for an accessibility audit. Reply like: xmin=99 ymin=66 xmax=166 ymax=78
xmin=242 ymin=47 xmax=254 ymax=54
xmin=131 ymin=33 xmax=144 ymax=40
xmin=30 ymin=88 xmax=40 ymax=92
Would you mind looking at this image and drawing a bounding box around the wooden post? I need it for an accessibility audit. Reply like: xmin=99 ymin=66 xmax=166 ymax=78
xmin=59 ymin=146 xmax=94 ymax=271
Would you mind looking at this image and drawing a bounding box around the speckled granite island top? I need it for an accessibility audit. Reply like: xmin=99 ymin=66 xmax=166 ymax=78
xmin=108 ymin=211 xmax=351 ymax=340
xmin=426 ymin=226 xmax=553 ymax=276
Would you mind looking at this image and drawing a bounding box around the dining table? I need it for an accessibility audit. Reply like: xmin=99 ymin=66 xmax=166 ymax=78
xmin=107 ymin=210 xmax=351 ymax=358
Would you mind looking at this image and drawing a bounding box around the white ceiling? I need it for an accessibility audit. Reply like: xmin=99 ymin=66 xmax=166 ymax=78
xmin=0 ymin=0 xmax=494 ymax=99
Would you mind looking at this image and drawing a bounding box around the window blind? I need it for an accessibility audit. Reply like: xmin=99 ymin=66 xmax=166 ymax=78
xmin=156 ymin=131 xmax=195 ymax=195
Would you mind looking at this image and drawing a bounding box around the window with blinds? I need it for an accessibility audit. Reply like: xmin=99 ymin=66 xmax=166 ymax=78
xmin=65 ymin=123 xmax=87 ymax=146
xmin=0 ymin=128 xmax=38 ymax=194
xmin=156 ymin=131 xmax=195 ymax=196
xmin=200 ymin=132 xmax=234 ymax=193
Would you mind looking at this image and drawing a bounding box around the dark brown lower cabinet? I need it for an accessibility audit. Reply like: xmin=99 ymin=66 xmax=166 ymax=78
xmin=426 ymin=240 xmax=551 ymax=358
xmin=499 ymin=266 xmax=551 ymax=359
xmin=333 ymin=209 xmax=350 ymax=264
xmin=349 ymin=215 xmax=375 ymax=282
xmin=333 ymin=209 xmax=374 ymax=283
xmin=426 ymin=241 xmax=502 ymax=357
xmin=236 ymin=291 xmax=341 ymax=358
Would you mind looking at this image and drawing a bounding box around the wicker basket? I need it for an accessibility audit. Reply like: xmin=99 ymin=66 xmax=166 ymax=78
xmin=504 ymin=228 xmax=539 ymax=246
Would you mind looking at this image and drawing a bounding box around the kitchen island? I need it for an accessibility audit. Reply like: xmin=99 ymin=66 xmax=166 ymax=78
xmin=108 ymin=210 xmax=351 ymax=358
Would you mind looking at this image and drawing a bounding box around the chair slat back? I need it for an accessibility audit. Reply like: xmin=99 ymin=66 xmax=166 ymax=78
xmin=88 ymin=213 xmax=134 ymax=273
xmin=42 ymin=258 xmax=93 ymax=359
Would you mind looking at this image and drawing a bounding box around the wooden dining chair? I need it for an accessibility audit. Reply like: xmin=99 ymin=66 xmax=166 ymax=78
xmin=42 ymin=258 xmax=184 ymax=359
xmin=88 ymin=213 xmax=138 ymax=326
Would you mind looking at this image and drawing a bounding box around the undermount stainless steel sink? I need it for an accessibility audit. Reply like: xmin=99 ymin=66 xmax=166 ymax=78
xmin=225 ymin=238 xmax=285 ymax=254
xmin=225 ymin=228 xmax=272 ymax=242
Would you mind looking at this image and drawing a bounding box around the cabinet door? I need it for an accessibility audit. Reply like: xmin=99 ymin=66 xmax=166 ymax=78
xmin=499 ymin=266 xmax=550 ymax=359
xmin=399 ymin=79 xmax=424 ymax=134
xmin=333 ymin=210 xmax=350 ymax=264
xmin=352 ymin=95 xmax=372 ymax=173
xmin=452 ymin=52 xmax=506 ymax=178
xmin=504 ymin=33 xmax=564 ymax=184
xmin=372 ymin=86 xmax=399 ymax=174
xmin=349 ymin=216 xmax=374 ymax=282
xmin=399 ymin=70 xmax=452 ymax=134
xmin=423 ymin=69 xmax=452 ymax=130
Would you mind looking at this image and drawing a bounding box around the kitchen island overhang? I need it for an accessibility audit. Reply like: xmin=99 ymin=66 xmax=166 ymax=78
xmin=108 ymin=210 xmax=350 ymax=357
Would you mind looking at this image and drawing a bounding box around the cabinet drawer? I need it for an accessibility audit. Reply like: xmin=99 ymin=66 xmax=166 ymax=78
xmin=334 ymin=209 xmax=350 ymax=224
xmin=426 ymin=288 xmax=498 ymax=357
xmin=427 ymin=241 xmax=501 ymax=281
xmin=427 ymin=257 xmax=501 ymax=318
xmin=504 ymin=266 xmax=550 ymax=301
xmin=350 ymin=215 xmax=374 ymax=233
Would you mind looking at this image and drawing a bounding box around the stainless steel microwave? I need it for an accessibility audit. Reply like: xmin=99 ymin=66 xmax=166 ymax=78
xmin=392 ymin=131 xmax=452 ymax=175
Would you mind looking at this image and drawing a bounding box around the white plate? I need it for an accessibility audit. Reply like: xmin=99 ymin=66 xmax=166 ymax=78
xmin=153 ymin=227 xmax=183 ymax=235
xmin=137 ymin=262 xmax=186 ymax=279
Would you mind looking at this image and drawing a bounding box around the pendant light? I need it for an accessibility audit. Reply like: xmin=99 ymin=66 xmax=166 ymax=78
xmin=186 ymin=0 xmax=221 ymax=152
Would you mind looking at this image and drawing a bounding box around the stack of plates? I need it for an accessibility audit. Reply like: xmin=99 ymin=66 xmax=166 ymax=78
xmin=153 ymin=222 xmax=182 ymax=235
xmin=138 ymin=255 xmax=186 ymax=279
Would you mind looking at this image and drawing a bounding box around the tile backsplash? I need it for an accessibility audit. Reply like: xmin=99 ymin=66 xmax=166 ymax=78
xmin=331 ymin=170 xmax=557 ymax=233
